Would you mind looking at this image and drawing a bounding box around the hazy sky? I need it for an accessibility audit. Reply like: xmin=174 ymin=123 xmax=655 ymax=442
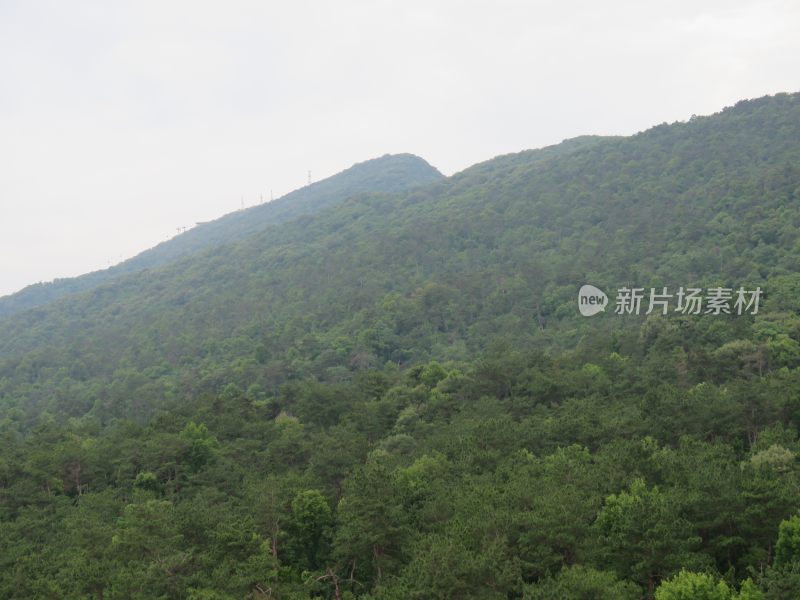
xmin=1 ymin=1 xmax=798 ymax=297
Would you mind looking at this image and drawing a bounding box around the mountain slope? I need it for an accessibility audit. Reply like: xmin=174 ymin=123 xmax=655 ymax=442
xmin=0 ymin=153 xmax=442 ymax=319
xmin=2 ymin=92 xmax=800 ymax=599
xmin=1 ymin=92 xmax=799 ymax=422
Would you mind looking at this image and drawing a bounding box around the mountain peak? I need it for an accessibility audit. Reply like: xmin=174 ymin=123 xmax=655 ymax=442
xmin=0 ymin=152 xmax=443 ymax=318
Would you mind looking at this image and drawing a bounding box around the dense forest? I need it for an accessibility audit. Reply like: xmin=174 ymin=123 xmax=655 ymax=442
xmin=2 ymin=92 xmax=800 ymax=598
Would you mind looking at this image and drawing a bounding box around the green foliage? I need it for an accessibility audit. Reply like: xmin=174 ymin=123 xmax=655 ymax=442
xmin=287 ymin=489 xmax=332 ymax=570
xmin=134 ymin=471 xmax=161 ymax=493
xmin=1 ymin=93 xmax=800 ymax=597
xmin=774 ymin=514 xmax=800 ymax=568
xmin=180 ymin=421 xmax=220 ymax=472
xmin=654 ymin=570 xmax=764 ymax=600
xmin=595 ymin=478 xmax=705 ymax=592
xmin=523 ymin=565 xmax=641 ymax=599
xmin=655 ymin=570 xmax=733 ymax=600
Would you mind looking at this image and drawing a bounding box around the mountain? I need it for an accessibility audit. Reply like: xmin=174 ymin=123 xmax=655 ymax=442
xmin=2 ymin=93 xmax=799 ymax=403
xmin=0 ymin=153 xmax=443 ymax=319
xmin=2 ymin=92 xmax=800 ymax=599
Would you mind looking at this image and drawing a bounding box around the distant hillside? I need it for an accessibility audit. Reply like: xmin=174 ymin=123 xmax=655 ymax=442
xmin=1 ymin=92 xmax=799 ymax=421
xmin=3 ymin=93 xmax=800 ymax=599
xmin=0 ymin=153 xmax=442 ymax=318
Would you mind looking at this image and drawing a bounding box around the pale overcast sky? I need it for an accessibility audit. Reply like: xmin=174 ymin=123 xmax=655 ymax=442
xmin=1 ymin=0 xmax=798 ymax=297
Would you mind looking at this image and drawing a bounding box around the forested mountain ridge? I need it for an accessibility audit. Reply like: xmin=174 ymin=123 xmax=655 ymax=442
xmin=1 ymin=93 xmax=798 ymax=413
xmin=2 ymin=92 xmax=800 ymax=599
xmin=0 ymin=153 xmax=442 ymax=319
